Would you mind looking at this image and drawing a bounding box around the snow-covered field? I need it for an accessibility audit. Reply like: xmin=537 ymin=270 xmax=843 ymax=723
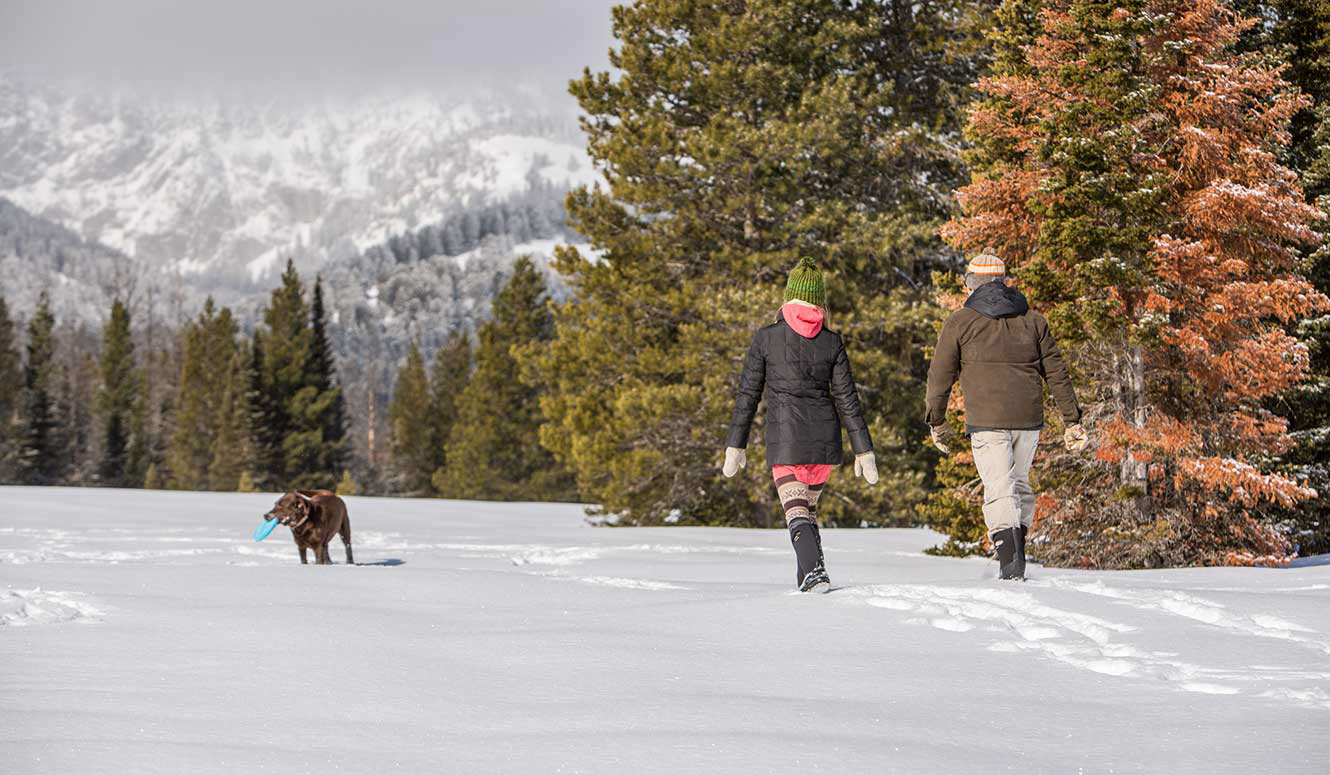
xmin=2 ymin=487 xmax=1327 ymax=773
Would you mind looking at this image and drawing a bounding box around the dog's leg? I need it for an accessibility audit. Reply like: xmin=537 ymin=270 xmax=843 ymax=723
xmin=340 ymin=514 xmax=353 ymax=565
xmin=319 ymin=542 xmax=331 ymax=565
xmin=299 ymin=545 xmax=308 ymax=565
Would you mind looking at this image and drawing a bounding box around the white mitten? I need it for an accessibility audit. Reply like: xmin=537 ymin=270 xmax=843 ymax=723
xmin=722 ymin=447 xmax=747 ymax=478
xmin=930 ymin=424 xmax=956 ymax=455
xmin=853 ymin=451 xmax=879 ymax=485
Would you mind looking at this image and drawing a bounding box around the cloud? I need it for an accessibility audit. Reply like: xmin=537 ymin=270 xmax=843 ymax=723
xmin=0 ymin=0 xmax=617 ymax=93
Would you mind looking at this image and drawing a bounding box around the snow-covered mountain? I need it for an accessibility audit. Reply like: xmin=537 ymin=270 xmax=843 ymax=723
xmin=0 ymin=74 xmax=595 ymax=298
xmin=0 ymin=197 xmax=143 ymax=323
xmin=1 ymin=74 xmax=597 ymax=473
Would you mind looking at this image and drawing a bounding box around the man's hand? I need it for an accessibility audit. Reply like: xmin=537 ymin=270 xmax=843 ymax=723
xmin=854 ymin=451 xmax=879 ymax=485
xmin=722 ymin=447 xmax=747 ymax=478
xmin=930 ymin=424 xmax=956 ymax=456
xmin=1064 ymin=424 xmax=1089 ymax=453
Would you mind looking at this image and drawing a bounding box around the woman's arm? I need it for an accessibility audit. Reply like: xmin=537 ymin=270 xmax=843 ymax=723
xmin=830 ymin=339 xmax=873 ymax=455
xmin=725 ymin=330 xmax=766 ymax=449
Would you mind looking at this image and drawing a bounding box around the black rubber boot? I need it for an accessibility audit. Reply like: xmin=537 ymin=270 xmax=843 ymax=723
xmin=991 ymin=526 xmax=1025 ymax=580
xmin=799 ymin=565 xmax=831 ymax=593
xmin=788 ymin=518 xmax=829 ymax=592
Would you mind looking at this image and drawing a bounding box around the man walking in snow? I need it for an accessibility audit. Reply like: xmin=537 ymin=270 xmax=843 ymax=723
xmin=926 ymin=253 xmax=1087 ymax=580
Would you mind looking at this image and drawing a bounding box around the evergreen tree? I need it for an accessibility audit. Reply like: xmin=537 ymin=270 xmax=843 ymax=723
xmin=248 ymin=263 xmax=347 ymax=490
xmin=523 ymin=0 xmax=986 ymax=524
xmin=17 ymin=292 xmax=62 ymax=485
xmin=125 ymin=399 xmax=150 ymax=489
xmin=253 ymin=261 xmax=311 ymax=487
xmin=168 ymin=299 xmax=241 ymax=490
xmin=429 ymin=331 xmax=472 ymax=490
xmin=941 ymin=0 xmax=1329 ymax=567
xmin=208 ymin=348 xmax=250 ymax=491
xmin=57 ymin=350 xmax=98 ymax=485
xmin=0 ymin=296 xmax=21 ymax=482
xmin=440 ymin=257 xmax=575 ymax=500
xmin=300 ymin=277 xmax=349 ymax=487
xmin=245 ymin=332 xmax=280 ymax=489
xmin=388 ymin=341 xmax=436 ymax=495
xmin=96 ymin=299 xmax=143 ymax=487
xmin=1241 ymin=0 xmax=1330 ymax=555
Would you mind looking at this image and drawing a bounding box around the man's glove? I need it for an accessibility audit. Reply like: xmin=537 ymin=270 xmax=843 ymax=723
xmin=722 ymin=447 xmax=747 ymax=478
xmin=1064 ymin=424 xmax=1089 ymax=453
xmin=854 ymin=452 xmax=879 ymax=485
xmin=930 ymin=424 xmax=956 ymax=456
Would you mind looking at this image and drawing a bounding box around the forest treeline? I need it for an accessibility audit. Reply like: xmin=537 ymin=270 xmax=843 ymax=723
xmin=0 ymin=263 xmax=349 ymax=494
xmin=1 ymin=0 xmax=1327 ymax=568
xmin=0 ymin=256 xmax=574 ymax=503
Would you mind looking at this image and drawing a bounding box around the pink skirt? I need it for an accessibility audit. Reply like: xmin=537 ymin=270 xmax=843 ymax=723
xmin=771 ymin=464 xmax=833 ymax=486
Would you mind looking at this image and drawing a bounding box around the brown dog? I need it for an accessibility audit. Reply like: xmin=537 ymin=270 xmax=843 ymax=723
xmin=264 ymin=490 xmax=353 ymax=565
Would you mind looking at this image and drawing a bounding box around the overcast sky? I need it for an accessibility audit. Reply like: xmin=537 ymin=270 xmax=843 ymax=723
xmin=0 ymin=0 xmax=618 ymax=94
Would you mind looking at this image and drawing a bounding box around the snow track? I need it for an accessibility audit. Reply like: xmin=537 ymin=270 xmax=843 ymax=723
xmin=844 ymin=580 xmax=1330 ymax=711
xmin=1 ymin=487 xmax=1327 ymax=773
xmin=1 ymin=587 xmax=103 ymax=626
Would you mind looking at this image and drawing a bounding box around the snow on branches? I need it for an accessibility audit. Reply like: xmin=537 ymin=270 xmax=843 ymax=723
xmin=943 ymin=0 xmax=1329 ymax=566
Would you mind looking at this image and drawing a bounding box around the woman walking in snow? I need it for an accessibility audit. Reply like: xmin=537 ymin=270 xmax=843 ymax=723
xmin=721 ymin=258 xmax=878 ymax=593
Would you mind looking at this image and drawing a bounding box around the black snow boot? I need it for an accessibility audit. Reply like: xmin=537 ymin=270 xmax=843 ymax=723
xmin=991 ymin=526 xmax=1025 ymax=581
xmin=789 ymin=518 xmax=831 ymax=593
xmin=799 ymin=564 xmax=831 ymax=594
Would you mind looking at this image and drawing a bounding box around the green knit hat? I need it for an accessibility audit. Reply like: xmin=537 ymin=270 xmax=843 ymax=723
xmin=784 ymin=257 xmax=826 ymax=308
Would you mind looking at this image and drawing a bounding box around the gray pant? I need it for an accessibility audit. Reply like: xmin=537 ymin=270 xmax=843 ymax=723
xmin=971 ymin=429 xmax=1040 ymax=533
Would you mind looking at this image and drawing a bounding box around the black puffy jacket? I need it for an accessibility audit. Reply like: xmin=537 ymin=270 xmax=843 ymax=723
xmin=726 ymin=309 xmax=873 ymax=466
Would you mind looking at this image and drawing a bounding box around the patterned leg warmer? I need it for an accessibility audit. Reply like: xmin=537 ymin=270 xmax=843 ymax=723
xmin=778 ymin=476 xmax=827 ymax=585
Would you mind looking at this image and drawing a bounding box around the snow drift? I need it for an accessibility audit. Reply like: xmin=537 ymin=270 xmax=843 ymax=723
xmin=1 ymin=487 xmax=1327 ymax=773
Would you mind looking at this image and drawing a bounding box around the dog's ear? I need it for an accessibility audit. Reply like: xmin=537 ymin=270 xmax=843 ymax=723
xmin=295 ymin=492 xmax=313 ymax=511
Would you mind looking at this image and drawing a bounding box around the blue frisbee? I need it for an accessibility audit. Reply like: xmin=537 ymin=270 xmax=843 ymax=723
xmin=253 ymin=518 xmax=279 ymax=542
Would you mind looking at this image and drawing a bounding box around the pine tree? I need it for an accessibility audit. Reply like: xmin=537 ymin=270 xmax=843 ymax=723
xmin=428 ymin=331 xmax=471 ymax=491
xmin=251 ymin=261 xmax=310 ymax=488
xmin=96 ymin=299 xmax=143 ymax=487
xmin=388 ymin=341 xmax=436 ymax=495
xmin=138 ymin=299 xmax=179 ymax=488
xmin=17 ymin=292 xmax=62 ymax=485
xmin=305 ymin=277 xmax=348 ymax=483
xmin=208 ymin=348 xmax=250 ymax=491
xmin=941 ymin=0 xmax=1329 ymax=567
xmin=440 ymin=257 xmax=575 ymax=500
xmin=168 ymin=299 xmax=241 ymax=490
xmin=523 ymin=0 xmax=987 ymax=524
xmin=1240 ymin=0 xmax=1330 ymax=555
xmin=57 ymin=350 xmax=98 ymax=485
xmin=248 ymin=263 xmax=348 ymax=490
xmin=245 ymin=333 xmax=280 ymax=489
xmin=0 ymin=296 xmax=21 ymax=482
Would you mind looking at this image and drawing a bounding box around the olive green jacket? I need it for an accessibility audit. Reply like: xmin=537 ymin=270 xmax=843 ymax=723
xmin=925 ymin=283 xmax=1081 ymax=432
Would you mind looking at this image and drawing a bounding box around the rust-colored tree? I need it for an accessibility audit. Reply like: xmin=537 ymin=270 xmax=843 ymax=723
xmin=941 ymin=0 xmax=1329 ymax=567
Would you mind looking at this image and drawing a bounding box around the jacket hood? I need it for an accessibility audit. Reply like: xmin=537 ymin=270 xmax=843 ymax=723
xmin=964 ymin=281 xmax=1029 ymax=319
xmin=780 ymin=302 xmax=824 ymax=338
